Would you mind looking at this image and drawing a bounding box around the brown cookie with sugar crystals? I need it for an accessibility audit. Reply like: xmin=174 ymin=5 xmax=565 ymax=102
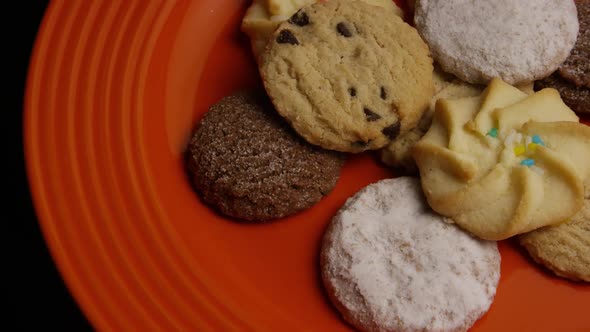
xmin=187 ymin=91 xmax=344 ymax=222
xmin=535 ymin=0 xmax=590 ymax=114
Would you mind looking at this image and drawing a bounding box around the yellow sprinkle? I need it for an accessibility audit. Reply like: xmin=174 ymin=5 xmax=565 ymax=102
xmin=527 ymin=143 xmax=537 ymax=152
xmin=514 ymin=145 xmax=526 ymax=156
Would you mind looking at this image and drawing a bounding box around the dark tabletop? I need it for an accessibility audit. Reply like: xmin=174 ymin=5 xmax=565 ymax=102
xmin=13 ymin=2 xmax=93 ymax=330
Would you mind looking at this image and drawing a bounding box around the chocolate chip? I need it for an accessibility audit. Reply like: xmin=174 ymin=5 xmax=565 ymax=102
xmin=288 ymin=10 xmax=309 ymax=26
xmin=380 ymin=87 xmax=387 ymax=100
xmin=337 ymin=22 xmax=353 ymax=37
xmin=363 ymin=108 xmax=381 ymax=122
xmin=352 ymin=140 xmax=370 ymax=148
xmin=349 ymin=87 xmax=357 ymax=97
xmin=277 ymin=29 xmax=299 ymax=45
xmin=382 ymin=123 xmax=401 ymax=139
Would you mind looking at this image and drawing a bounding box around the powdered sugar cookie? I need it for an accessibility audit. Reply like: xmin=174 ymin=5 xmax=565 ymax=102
xmin=321 ymin=177 xmax=500 ymax=332
xmin=414 ymin=0 xmax=579 ymax=85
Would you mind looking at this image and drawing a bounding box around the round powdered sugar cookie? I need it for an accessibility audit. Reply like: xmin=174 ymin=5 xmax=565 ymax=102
xmin=414 ymin=0 xmax=579 ymax=85
xmin=321 ymin=177 xmax=500 ymax=332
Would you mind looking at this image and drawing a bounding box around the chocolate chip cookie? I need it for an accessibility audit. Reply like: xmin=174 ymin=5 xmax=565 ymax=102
xmin=186 ymin=91 xmax=344 ymax=222
xmin=535 ymin=0 xmax=589 ymax=114
xmin=259 ymin=0 xmax=434 ymax=153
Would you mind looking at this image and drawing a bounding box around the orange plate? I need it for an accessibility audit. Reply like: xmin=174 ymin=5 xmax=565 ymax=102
xmin=25 ymin=1 xmax=590 ymax=331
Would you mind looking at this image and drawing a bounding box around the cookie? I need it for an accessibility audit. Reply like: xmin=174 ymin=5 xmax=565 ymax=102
xmin=242 ymin=0 xmax=316 ymax=58
xmin=414 ymin=0 xmax=579 ymax=85
xmin=535 ymin=75 xmax=590 ymax=115
xmin=558 ymin=0 xmax=590 ymax=88
xmin=413 ymin=78 xmax=590 ymax=240
xmin=380 ymin=67 xmax=485 ymax=173
xmin=265 ymin=0 xmax=403 ymax=17
xmin=186 ymin=91 xmax=344 ymax=222
xmin=519 ymin=193 xmax=590 ymax=282
xmin=380 ymin=67 xmax=534 ymax=173
xmin=350 ymin=0 xmax=403 ymax=17
xmin=241 ymin=0 xmax=402 ymax=59
xmin=321 ymin=177 xmax=500 ymax=332
xmin=264 ymin=0 xmax=316 ymax=17
xmin=259 ymin=0 xmax=434 ymax=153
xmin=535 ymin=0 xmax=590 ymax=114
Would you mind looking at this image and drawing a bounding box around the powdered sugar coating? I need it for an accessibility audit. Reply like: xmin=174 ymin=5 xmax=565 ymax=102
xmin=414 ymin=0 xmax=579 ymax=85
xmin=321 ymin=177 xmax=500 ymax=332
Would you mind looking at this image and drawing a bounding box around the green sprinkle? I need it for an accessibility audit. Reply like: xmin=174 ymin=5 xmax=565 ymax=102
xmin=487 ymin=128 xmax=498 ymax=138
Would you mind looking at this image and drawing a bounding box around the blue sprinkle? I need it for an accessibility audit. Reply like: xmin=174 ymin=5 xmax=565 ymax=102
xmin=487 ymin=128 xmax=498 ymax=138
xmin=532 ymin=135 xmax=545 ymax=146
xmin=521 ymin=159 xmax=535 ymax=167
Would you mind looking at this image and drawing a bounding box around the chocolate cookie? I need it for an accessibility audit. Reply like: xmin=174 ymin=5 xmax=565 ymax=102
xmin=535 ymin=0 xmax=590 ymax=114
xmin=186 ymin=91 xmax=344 ymax=222
xmin=259 ymin=0 xmax=434 ymax=153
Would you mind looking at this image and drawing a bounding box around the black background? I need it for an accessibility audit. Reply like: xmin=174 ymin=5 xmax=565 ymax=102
xmin=13 ymin=2 xmax=93 ymax=331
